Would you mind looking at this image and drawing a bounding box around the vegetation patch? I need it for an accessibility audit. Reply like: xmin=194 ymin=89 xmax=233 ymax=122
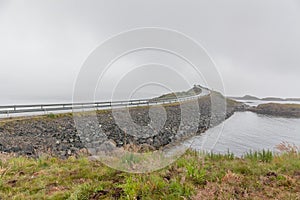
xmin=0 ymin=145 xmax=299 ymax=199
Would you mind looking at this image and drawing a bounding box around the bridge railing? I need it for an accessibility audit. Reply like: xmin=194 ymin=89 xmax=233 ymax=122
xmin=0 ymin=93 xmax=206 ymax=118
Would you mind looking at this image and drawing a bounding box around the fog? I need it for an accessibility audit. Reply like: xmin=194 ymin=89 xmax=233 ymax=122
xmin=1 ymin=0 xmax=300 ymax=104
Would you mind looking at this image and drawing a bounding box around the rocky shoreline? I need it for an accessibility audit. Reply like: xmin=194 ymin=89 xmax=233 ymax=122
xmin=249 ymin=103 xmax=300 ymax=118
xmin=0 ymin=93 xmax=246 ymax=158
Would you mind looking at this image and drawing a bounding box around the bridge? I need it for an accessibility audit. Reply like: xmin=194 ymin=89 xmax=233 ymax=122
xmin=0 ymin=88 xmax=210 ymax=118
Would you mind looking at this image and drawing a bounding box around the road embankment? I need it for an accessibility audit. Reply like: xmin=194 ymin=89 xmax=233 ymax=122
xmin=0 ymin=94 xmax=245 ymax=158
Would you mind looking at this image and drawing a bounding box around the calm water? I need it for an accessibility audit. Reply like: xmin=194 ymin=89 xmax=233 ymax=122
xmin=187 ymin=111 xmax=300 ymax=156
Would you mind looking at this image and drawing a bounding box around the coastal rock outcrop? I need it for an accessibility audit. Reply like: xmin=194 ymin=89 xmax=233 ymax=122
xmin=249 ymin=103 xmax=300 ymax=118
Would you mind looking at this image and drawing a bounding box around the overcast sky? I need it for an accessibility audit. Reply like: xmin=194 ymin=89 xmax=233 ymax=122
xmin=1 ymin=0 xmax=300 ymax=104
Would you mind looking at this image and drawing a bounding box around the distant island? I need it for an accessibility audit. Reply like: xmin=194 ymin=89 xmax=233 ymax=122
xmin=229 ymin=95 xmax=300 ymax=102
xmin=228 ymin=94 xmax=300 ymax=118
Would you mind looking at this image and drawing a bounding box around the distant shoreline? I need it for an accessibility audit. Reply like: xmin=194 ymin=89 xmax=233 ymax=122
xmin=229 ymin=95 xmax=300 ymax=102
xmin=248 ymin=103 xmax=300 ymax=118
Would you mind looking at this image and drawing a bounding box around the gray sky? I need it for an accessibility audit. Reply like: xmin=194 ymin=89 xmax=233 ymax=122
xmin=1 ymin=0 xmax=300 ymax=104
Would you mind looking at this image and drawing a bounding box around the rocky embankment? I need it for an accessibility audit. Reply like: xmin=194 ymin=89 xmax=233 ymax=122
xmin=0 ymin=93 xmax=246 ymax=158
xmin=249 ymin=103 xmax=300 ymax=118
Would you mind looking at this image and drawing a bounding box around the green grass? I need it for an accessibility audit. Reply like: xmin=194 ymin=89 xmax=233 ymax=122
xmin=0 ymin=149 xmax=299 ymax=199
xmin=46 ymin=113 xmax=57 ymax=119
xmin=244 ymin=149 xmax=273 ymax=163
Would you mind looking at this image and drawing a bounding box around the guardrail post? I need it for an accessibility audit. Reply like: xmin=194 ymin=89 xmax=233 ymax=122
xmin=41 ymin=105 xmax=45 ymax=114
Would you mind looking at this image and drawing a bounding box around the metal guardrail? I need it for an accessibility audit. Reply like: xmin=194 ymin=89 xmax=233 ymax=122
xmin=0 ymin=94 xmax=204 ymax=117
